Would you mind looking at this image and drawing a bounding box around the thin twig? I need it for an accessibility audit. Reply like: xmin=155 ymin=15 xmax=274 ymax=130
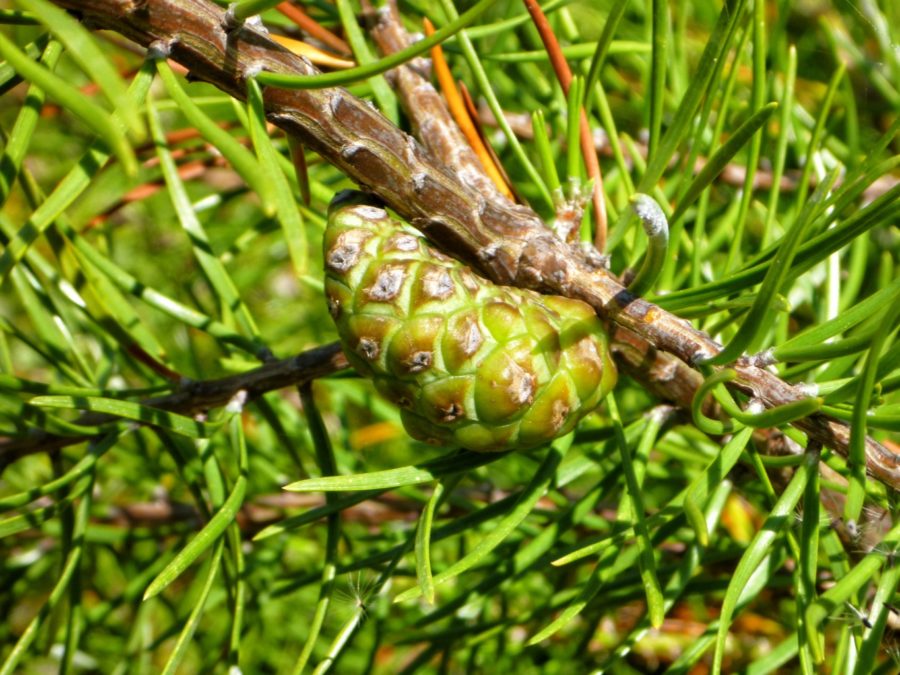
xmin=366 ymin=4 xmax=513 ymax=207
xmin=422 ymin=17 xmax=513 ymax=199
xmin=0 ymin=343 xmax=347 ymax=469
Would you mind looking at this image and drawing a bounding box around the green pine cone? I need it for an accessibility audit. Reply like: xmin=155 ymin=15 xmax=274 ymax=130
xmin=323 ymin=191 xmax=617 ymax=452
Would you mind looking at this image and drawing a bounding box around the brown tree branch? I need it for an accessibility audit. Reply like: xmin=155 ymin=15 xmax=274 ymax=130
xmin=33 ymin=0 xmax=900 ymax=492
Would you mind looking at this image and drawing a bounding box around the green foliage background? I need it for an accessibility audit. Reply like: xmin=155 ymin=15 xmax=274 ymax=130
xmin=1 ymin=0 xmax=899 ymax=672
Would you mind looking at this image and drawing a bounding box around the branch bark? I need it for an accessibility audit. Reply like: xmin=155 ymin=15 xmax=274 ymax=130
xmin=32 ymin=0 xmax=900 ymax=491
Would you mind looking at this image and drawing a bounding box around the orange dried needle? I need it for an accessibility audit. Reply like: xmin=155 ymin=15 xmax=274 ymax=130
xmin=424 ymin=18 xmax=514 ymax=200
xmin=459 ymin=81 xmax=517 ymax=198
xmin=88 ymin=160 xmax=207 ymax=227
xmin=276 ymin=2 xmax=351 ymax=56
xmin=522 ymin=0 xmax=608 ymax=250
xmin=269 ymin=34 xmax=355 ymax=69
xmin=349 ymin=421 xmax=403 ymax=451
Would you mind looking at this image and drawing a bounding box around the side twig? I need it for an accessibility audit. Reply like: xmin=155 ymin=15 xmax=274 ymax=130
xmin=0 ymin=343 xmax=347 ymax=469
